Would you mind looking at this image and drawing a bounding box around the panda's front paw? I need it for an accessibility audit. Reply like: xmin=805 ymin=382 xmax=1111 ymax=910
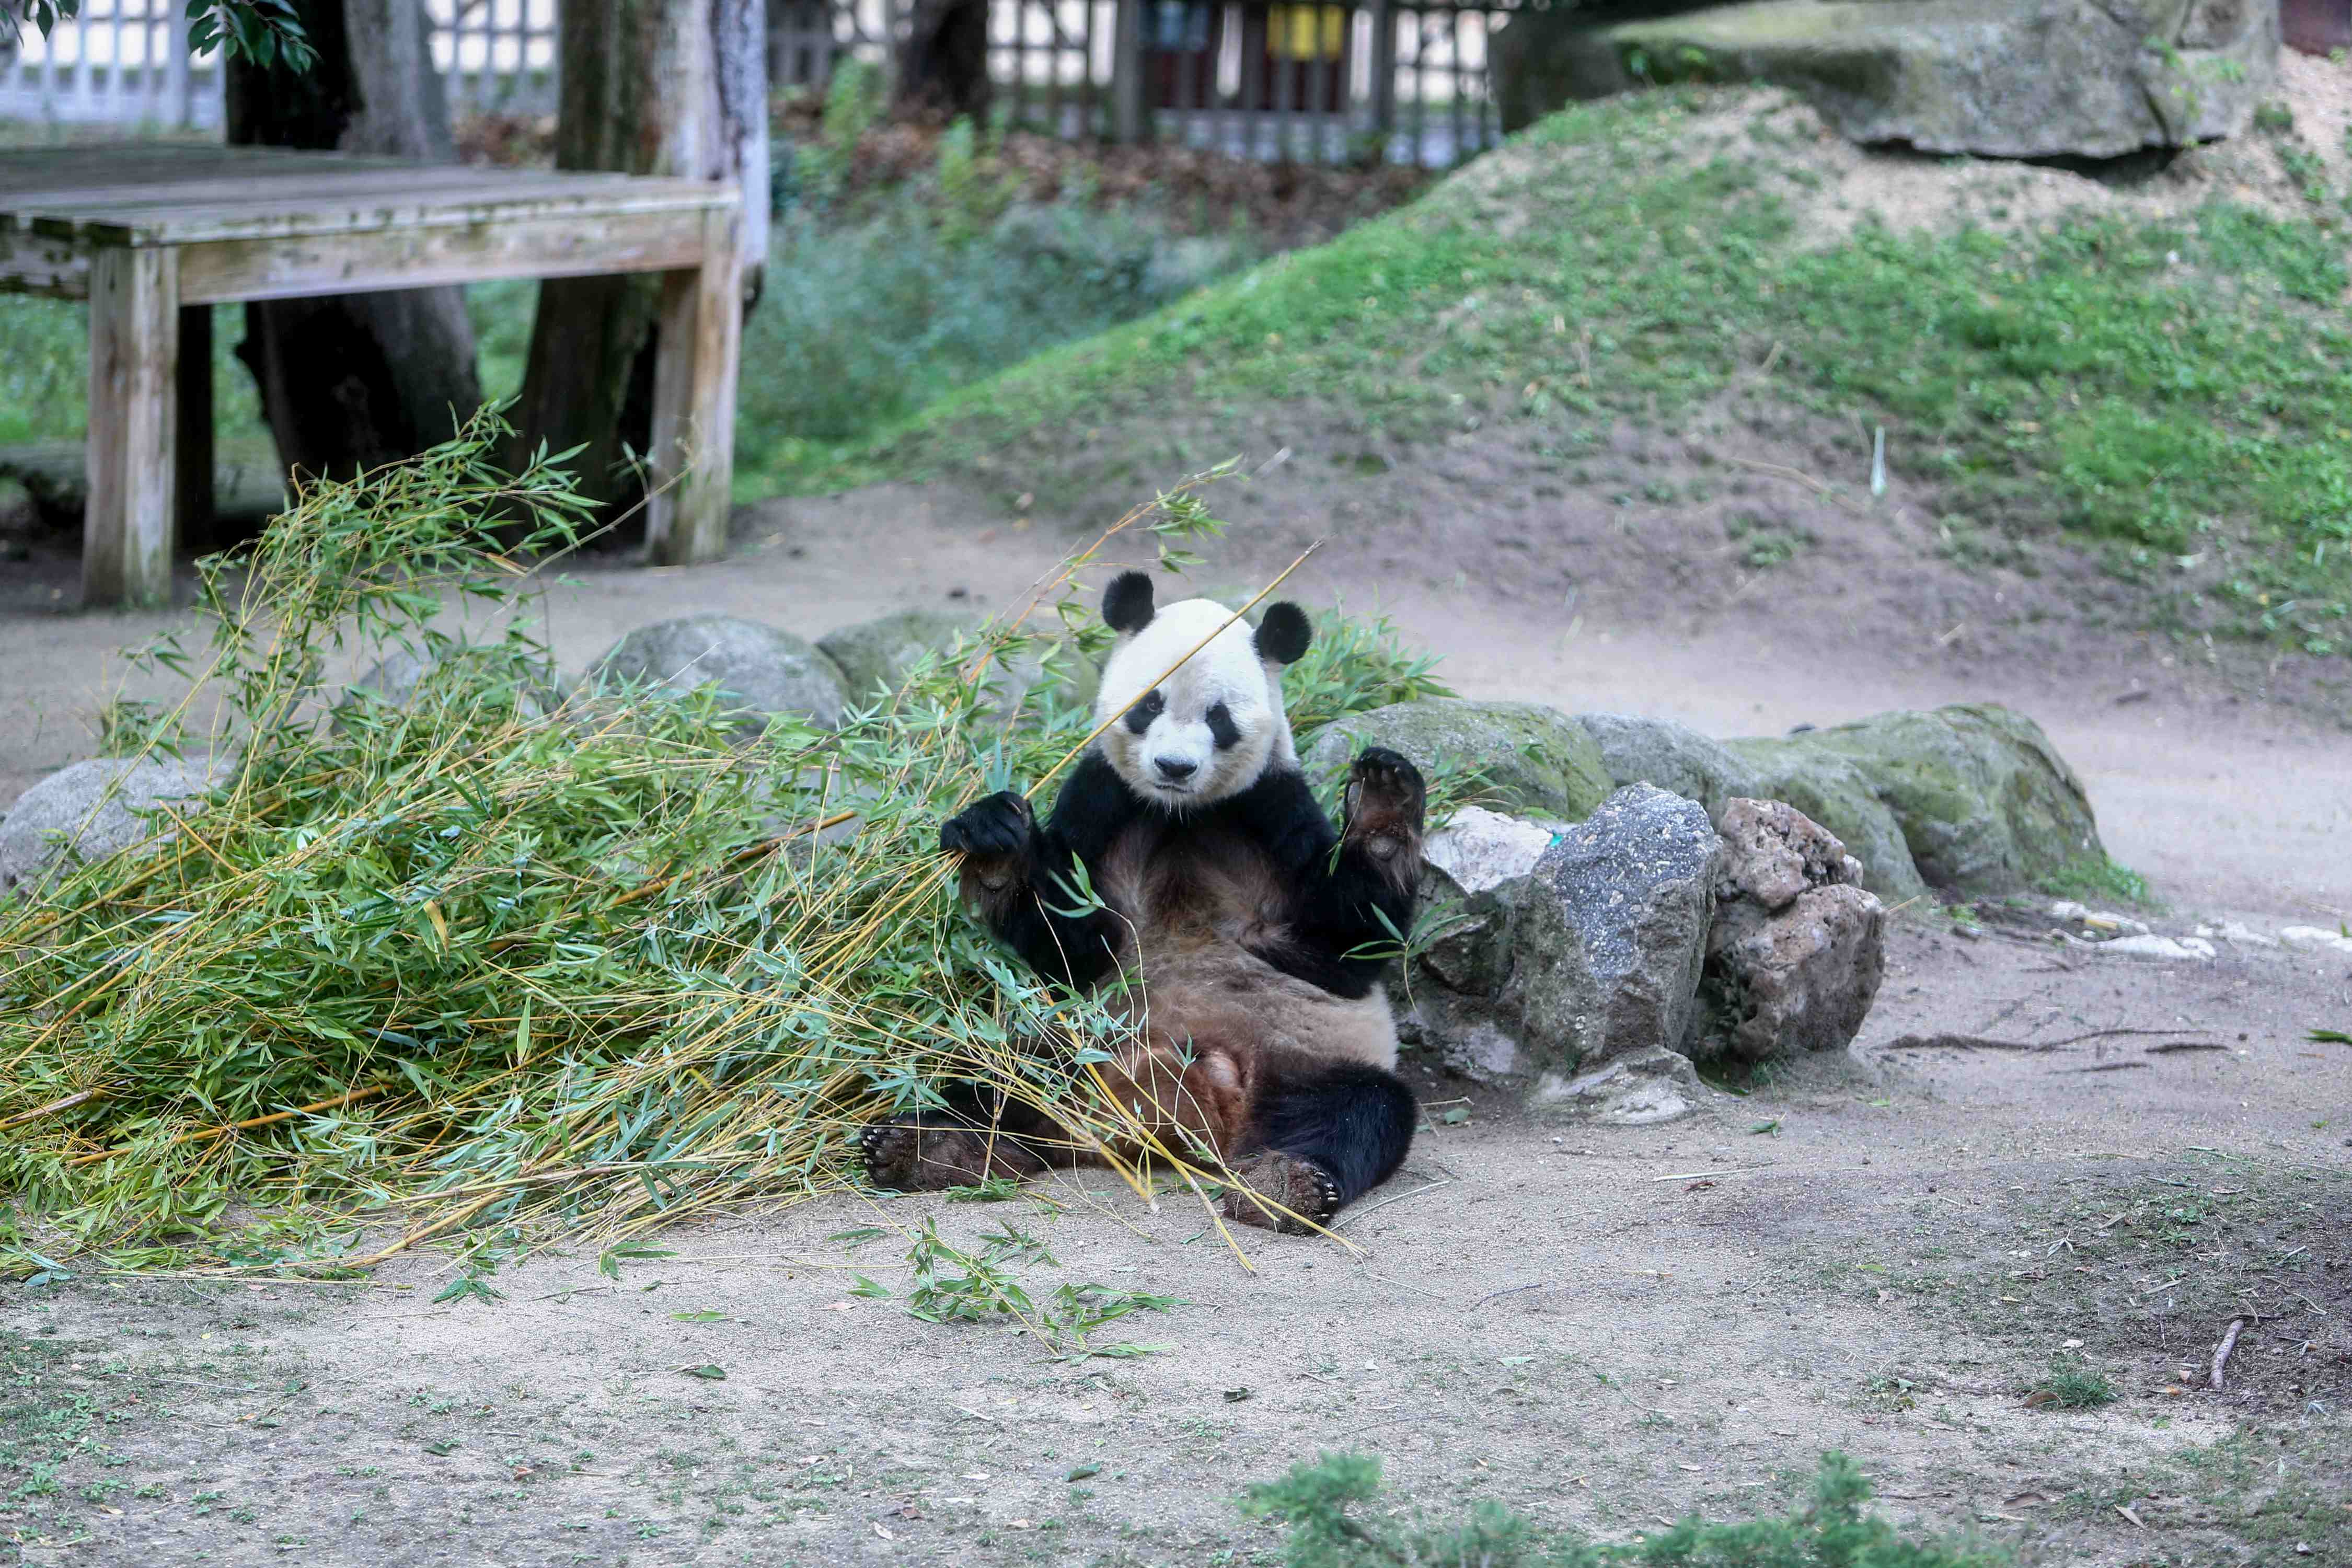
xmin=940 ymin=790 xmax=1034 ymax=860
xmin=1343 ymin=747 xmax=1426 ymax=859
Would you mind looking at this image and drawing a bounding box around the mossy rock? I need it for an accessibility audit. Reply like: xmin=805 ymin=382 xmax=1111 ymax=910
xmin=588 ymin=615 xmax=851 ymax=732
xmin=1796 ymin=702 xmax=2101 ymax=895
xmin=817 ymin=609 xmax=977 ymax=700
xmin=1303 ymin=699 xmax=1613 ymax=822
xmin=1576 ymin=712 xmax=1767 ymax=824
xmin=1723 ymin=735 xmax=1929 ymax=906
xmin=816 ymin=608 xmax=1101 ymax=719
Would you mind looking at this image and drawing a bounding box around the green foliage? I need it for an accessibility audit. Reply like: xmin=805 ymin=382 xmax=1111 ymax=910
xmin=2035 ymin=852 xmax=2154 ymax=909
xmin=2029 ymin=1356 xmax=2116 ymax=1410
xmin=861 ymin=1218 xmax=1179 ymax=1359
xmin=10 ymin=0 xmax=312 ymax=71
xmin=1279 ymin=607 xmax=1456 ymax=741
xmin=734 ymin=193 xmax=1249 ymax=474
xmin=1240 ymin=1450 xmax=2009 ymax=1567
xmin=0 ymin=424 xmax=1438 ymax=1273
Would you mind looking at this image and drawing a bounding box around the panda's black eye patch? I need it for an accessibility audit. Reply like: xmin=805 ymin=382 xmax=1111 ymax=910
xmin=1205 ymin=701 xmax=1240 ymax=750
xmin=1124 ymin=689 xmax=1165 ymax=735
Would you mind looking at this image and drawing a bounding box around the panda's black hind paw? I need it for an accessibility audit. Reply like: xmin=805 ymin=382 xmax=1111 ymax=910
xmin=1221 ymin=1152 xmax=1343 ymax=1236
xmin=940 ymin=790 xmax=1033 ymax=859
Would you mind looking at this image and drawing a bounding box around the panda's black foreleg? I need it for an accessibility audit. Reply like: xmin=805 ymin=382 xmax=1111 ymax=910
xmin=1221 ymin=1058 xmax=1417 ymax=1235
xmin=939 ymin=754 xmax=1140 ymax=990
xmin=1230 ymin=750 xmax=1426 ymax=998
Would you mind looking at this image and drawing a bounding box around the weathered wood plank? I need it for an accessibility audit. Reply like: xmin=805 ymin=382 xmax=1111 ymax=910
xmin=0 ymin=226 xmax=92 ymax=297
xmin=24 ymin=190 xmax=730 ymax=249
xmin=84 ymin=247 xmax=179 ymax=608
xmin=176 ymin=206 xmax=720 ymax=304
xmin=643 ymin=205 xmax=744 ymax=568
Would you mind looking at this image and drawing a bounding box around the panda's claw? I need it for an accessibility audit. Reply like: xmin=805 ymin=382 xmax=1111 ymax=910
xmin=1342 ymin=747 xmax=1426 ymax=855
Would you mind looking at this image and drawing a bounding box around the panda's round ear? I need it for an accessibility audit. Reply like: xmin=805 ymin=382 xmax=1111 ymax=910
xmin=1103 ymin=571 xmax=1156 ymax=634
xmin=1254 ymin=602 xmax=1311 ymax=665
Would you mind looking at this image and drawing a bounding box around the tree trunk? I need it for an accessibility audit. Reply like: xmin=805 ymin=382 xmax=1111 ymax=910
xmin=505 ymin=0 xmax=767 ymax=537
xmin=896 ymin=0 xmax=992 ymax=125
xmin=225 ymin=0 xmax=482 ymax=483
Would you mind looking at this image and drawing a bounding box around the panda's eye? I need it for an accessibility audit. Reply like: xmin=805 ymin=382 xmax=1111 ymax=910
xmin=1205 ymin=701 xmax=1240 ymax=750
xmin=1123 ymin=689 xmax=1164 ymax=736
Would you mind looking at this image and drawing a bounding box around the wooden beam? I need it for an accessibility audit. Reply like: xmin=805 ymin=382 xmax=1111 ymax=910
xmin=175 ymin=206 xmax=718 ymax=304
xmin=84 ymin=247 xmax=179 ymax=608
xmin=176 ymin=304 xmax=215 ymax=549
xmin=643 ymin=204 xmax=744 ymax=568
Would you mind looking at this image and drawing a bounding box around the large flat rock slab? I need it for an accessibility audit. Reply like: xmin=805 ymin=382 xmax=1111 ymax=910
xmin=1498 ymin=0 xmax=2280 ymax=158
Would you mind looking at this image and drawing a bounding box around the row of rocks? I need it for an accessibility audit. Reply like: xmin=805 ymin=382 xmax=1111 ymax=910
xmin=1310 ymin=694 xmax=2102 ymax=903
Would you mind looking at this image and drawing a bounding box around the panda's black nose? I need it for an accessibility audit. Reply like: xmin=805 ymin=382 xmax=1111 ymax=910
xmin=1155 ymin=758 xmax=1197 ymax=782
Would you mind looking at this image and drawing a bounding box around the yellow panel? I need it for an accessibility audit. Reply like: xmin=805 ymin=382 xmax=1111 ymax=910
xmin=1270 ymin=4 xmax=1346 ymax=60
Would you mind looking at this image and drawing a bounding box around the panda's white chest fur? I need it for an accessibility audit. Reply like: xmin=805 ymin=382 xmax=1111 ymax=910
xmin=1096 ymin=816 xmax=1401 ymax=1071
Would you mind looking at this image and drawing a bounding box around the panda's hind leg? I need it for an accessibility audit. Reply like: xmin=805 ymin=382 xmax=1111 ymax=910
xmin=1221 ymin=1058 xmax=1416 ymax=1235
xmin=860 ymin=1083 xmax=1075 ymax=1192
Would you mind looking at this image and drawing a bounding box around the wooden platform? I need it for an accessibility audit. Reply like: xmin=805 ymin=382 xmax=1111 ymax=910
xmin=0 ymin=146 xmax=743 ymax=607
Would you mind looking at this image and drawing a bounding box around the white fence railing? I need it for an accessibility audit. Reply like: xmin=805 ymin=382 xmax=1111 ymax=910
xmin=0 ymin=0 xmax=224 ymax=130
xmin=1 ymin=0 xmax=1501 ymax=165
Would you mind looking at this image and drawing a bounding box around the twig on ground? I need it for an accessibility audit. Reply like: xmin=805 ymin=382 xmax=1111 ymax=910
xmin=2055 ymin=1062 xmax=2151 ymax=1074
xmin=1474 ymin=1281 xmax=1552 ymax=1308
xmin=2147 ymin=1041 xmax=2230 ymax=1054
xmin=1724 ymin=454 xmax=1863 ymax=514
xmin=2210 ymin=1318 xmax=2245 ymax=1391
xmin=1331 ymin=1179 xmax=1454 ymax=1231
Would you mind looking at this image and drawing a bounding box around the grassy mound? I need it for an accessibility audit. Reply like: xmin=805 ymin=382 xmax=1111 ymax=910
xmin=0 ymin=422 xmax=1450 ymax=1277
xmin=810 ymin=88 xmax=2352 ymax=658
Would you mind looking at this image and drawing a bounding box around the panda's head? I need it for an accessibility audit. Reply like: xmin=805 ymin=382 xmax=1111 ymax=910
xmin=1092 ymin=570 xmax=1310 ymax=810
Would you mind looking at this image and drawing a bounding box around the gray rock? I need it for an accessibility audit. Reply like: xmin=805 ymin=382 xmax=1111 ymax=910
xmin=588 ymin=615 xmax=851 ymax=732
xmin=1704 ymin=883 xmax=1888 ymax=1061
xmin=1421 ymin=805 xmax=1561 ymax=896
xmin=1722 ymin=735 xmax=1929 ymax=905
xmin=817 ymin=609 xmax=1101 ymax=722
xmin=1496 ymin=0 xmax=2278 ymax=158
xmin=817 ymin=609 xmax=976 ymax=701
xmin=1306 ymin=699 xmax=1613 ymax=822
xmin=1 ymin=755 xmax=221 ymax=896
xmin=1398 ymin=785 xmax=1719 ymax=1089
xmin=1527 ymin=1046 xmax=1703 ymax=1125
xmin=1715 ymin=795 xmax=1862 ymax=911
xmin=1576 ymin=712 xmax=1765 ymax=823
xmin=1795 ymin=703 xmax=2102 ymax=895
xmin=338 ymin=644 xmax=560 ymax=725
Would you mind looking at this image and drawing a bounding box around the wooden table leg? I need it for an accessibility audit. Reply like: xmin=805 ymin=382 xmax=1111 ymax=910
xmin=84 ymin=247 xmax=180 ymax=608
xmin=644 ymin=205 xmax=744 ymax=568
xmin=177 ymin=303 xmax=215 ymax=551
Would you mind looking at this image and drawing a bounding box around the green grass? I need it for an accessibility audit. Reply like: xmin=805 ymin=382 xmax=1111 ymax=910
xmin=2028 ymin=1355 xmax=2116 ymax=1410
xmin=2035 ymin=852 xmax=2157 ymax=910
xmin=1243 ymin=1449 xmax=2009 ymax=1566
xmin=793 ymin=89 xmax=2352 ymax=658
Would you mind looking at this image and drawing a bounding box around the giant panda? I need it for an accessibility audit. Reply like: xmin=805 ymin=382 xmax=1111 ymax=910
xmin=859 ymin=570 xmax=1427 ymax=1233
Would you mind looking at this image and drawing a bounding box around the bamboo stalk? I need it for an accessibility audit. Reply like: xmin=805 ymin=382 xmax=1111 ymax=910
xmin=66 ymin=1084 xmax=388 ymax=1167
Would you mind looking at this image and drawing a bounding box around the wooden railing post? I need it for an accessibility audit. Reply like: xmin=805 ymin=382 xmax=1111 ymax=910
xmin=1111 ymin=0 xmax=1144 ymax=142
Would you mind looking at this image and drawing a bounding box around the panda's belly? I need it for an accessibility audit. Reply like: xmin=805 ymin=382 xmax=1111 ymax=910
xmin=1098 ymin=821 xmax=1399 ymax=1071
